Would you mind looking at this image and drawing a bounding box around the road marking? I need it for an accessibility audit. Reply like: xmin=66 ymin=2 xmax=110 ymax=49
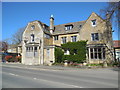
xmin=9 ymin=73 xmax=18 ymax=76
xmin=32 ymin=77 xmax=83 ymax=88
xmin=33 ymin=78 xmax=37 ymax=80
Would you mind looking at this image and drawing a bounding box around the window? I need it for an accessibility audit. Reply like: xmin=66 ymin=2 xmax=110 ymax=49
xmin=65 ymin=25 xmax=73 ymax=30
xmin=90 ymin=48 xmax=105 ymax=59
xmin=61 ymin=37 xmax=67 ymax=44
xmin=26 ymin=47 xmax=33 ymax=52
xmin=45 ymin=34 xmax=50 ymax=39
xmin=34 ymin=47 xmax=37 ymax=52
xmin=91 ymin=19 xmax=96 ymax=26
xmin=79 ymin=25 xmax=82 ymax=28
xmin=74 ymin=49 xmax=77 ymax=55
xmin=31 ymin=25 xmax=35 ymax=30
xmin=91 ymin=33 xmax=99 ymax=41
xmin=64 ymin=50 xmax=70 ymax=55
xmin=47 ymin=49 xmax=50 ymax=56
xmin=71 ymin=36 xmax=77 ymax=42
xmin=54 ymin=35 xmax=58 ymax=40
xmin=31 ymin=34 xmax=34 ymax=42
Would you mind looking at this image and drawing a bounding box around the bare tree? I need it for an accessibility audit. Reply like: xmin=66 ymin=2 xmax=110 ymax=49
xmin=100 ymin=2 xmax=120 ymax=21
xmin=0 ymin=41 xmax=8 ymax=52
xmin=99 ymin=2 xmax=120 ymax=62
xmin=12 ymin=27 xmax=25 ymax=45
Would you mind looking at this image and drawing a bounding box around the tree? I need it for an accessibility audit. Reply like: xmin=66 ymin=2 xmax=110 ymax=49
xmin=12 ymin=27 xmax=25 ymax=45
xmin=100 ymin=2 xmax=120 ymax=21
xmin=0 ymin=41 xmax=8 ymax=52
xmin=100 ymin=2 xmax=120 ymax=62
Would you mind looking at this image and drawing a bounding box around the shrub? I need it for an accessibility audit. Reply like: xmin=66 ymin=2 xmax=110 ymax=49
xmin=16 ymin=56 xmax=21 ymax=62
xmin=55 ymin=47 xmax=64 ymax=63
xmin=61 ymin=41 xmax=87 ymax=63
xmin=5 ymin=55 xmax=13 ymax=62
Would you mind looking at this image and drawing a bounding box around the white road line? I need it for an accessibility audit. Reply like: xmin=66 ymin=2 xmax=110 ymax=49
xmin=33 ymin=78 xmax=37 ymax=80
xmin=32 ymin=77 xmax=83 ymax=88
xmin=9 ymin=73 xmax=18 ymax=76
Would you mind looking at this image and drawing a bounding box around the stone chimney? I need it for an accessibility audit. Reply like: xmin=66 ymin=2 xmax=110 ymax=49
xmin=50 ymin=14 xmax=54 ymax=34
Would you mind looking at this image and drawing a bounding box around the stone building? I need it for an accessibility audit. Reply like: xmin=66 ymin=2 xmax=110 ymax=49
xmin=113 ymin=40 xmax=120 ymax=61
xmin=20 ymin=12 xmax=114 ymax=65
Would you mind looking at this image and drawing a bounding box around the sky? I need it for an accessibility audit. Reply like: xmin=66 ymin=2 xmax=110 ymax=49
xmin=2 ymin=2 xmax=118 ymax=42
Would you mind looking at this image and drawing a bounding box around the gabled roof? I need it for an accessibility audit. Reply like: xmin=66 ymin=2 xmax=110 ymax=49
xmin=53 ymin=21 xmax=86 ymax=35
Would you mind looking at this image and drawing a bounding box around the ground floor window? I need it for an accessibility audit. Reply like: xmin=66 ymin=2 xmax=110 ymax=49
xmin=89 ymin=47 xmax=105 ymax=59
xmin=26 ymin=46 xmax=38 ymax=57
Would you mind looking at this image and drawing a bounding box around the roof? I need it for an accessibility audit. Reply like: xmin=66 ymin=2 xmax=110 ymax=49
xmin=113 ymin=40 xmax=120 ymax=48
xmin=29 ymin=20 xmax=51 ymax=35
xmin=52 ymin=21 xmax=86 ymax=35
xmin=37 ymin=21 xmax=51 ymax=35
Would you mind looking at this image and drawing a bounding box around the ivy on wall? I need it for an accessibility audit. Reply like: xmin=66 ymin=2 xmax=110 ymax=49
xmin=62 ymin=41 xmax=87 ymax=63
xmin=54 ymin=47 xmax=64 ymax=63
xmin=55 ymin=40 xmax=87 ymax=63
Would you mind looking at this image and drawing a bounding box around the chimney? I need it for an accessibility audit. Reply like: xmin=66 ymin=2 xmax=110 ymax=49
xmin=50 ymin=14 xmax=54 ymax=34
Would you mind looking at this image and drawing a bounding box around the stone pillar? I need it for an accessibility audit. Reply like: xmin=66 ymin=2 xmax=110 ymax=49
xmin=88 ymin=48 xmax=91 ymax=63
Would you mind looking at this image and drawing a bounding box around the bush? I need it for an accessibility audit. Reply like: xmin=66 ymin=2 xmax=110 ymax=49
xmin=16 ymin=56 xmax=21 ymax=62
xmin=61 ymin=41 xmax=87 ymax=63
xmin=5 ymin=55 xmax=13 ymax=62
xmin=55 ymin=47 xmax=64 ymax=63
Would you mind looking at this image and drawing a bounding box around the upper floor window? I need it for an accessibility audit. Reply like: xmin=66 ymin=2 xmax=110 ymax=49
xmin=61 ymin=37 xmax=67 ymax=44
xmin=91 ymin=19 xmax=96 ymax=26
xmin=34 ymin=47 xmax=37 ymax=52
xmin=71 ymin=36 xmax=77 ymax=42
xmin=65 ymin=25 xmax=73 ymax=30
xmin=91 ymin=33 xmax=99 ymax=41
xmin=31 ymin=25 xmax=35 ymax=30
xmin=47 ymin=49 xmax=50 ymax=56
xmin=54 ymin=35 xmax=58 ymax=40
xmin=79 ymin=25 xmax=82 ymax=28
xmin=31 ymin=34 xmax=34 ymax=42
xmin=45 ymin=34 xmax=50 ymax=39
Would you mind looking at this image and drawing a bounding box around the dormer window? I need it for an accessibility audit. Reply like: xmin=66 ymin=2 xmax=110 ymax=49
xmin=31 ymin=25 xmax=35 ymax=30
xmin=91 ymin=19 xmax=96 ymax=26
xmin=65 ymin=25 xmax=73 ymax=30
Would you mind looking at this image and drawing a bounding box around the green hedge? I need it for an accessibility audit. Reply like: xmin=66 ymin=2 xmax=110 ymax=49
xmin=61 ymin=41 xmax=87 ymax=63
xmin=54 ymin=41 xmax=87 ymax=63
xmin=54 ymin=47 xmax=64 ymax=63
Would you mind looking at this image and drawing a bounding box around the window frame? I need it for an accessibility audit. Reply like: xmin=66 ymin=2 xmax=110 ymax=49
xmin=91 ymin=19 xmax=96 ymax=27
xmin=54 ymin=35 xmax=59 ymax=40
xmin=61 ymin=37 xmax=67 ymax=44
xmin=65 ymin=25 xmax=73 ymax=30
xmin=91 ymin=33 xmax=99 ymax=41
xmin=71 ymin=36 xmax=77 ymax=42
xmin=31 ymin=25 xmax=35 ymax=30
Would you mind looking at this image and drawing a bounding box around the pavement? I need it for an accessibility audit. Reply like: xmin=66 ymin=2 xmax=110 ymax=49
xmin=1 ymin=63 xmax=119 ymax=88
xmin=1 ymin=62 xmax=120 ymax=71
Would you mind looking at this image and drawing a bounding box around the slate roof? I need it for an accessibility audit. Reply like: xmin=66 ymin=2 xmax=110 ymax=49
xmin=52 ymin=21 xmax=86 ymax=35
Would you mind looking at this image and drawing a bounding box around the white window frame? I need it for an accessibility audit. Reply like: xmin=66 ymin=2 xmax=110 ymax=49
xmin=91 ymin=33 xmax=99 ymax=41
xmin=31 ymin=25 xmax=35 ymax=30
xmin=91 ymin=19 xmax=96 ymax=27
xmin=71 ymin=36 xmax=77 ymax=42
xmin=61 ymin=37 xmax=67 ymax=44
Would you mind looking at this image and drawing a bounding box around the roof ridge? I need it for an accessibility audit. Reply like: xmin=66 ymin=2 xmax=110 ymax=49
xmin=54 ymin=20 xmax=86 ymax=26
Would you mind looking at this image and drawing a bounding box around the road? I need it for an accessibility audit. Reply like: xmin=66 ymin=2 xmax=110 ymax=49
xmin=2 ymin=64 xmax=118 ymax=88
